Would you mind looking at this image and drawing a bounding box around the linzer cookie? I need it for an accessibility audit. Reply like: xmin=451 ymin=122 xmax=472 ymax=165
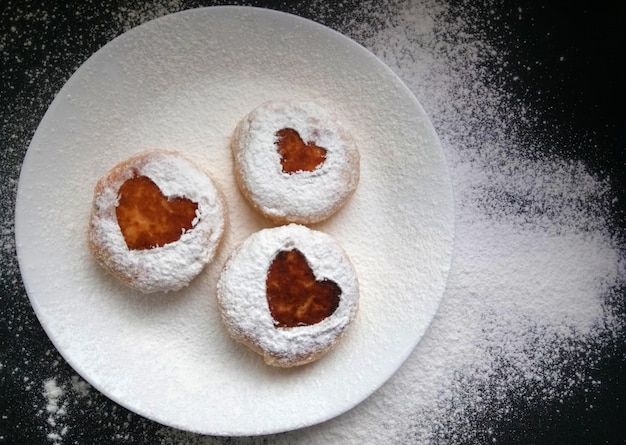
xmin=88 ymin=150 xmax=226 ymax=293
xmin=231 ymin=100 xmax=360 ymax=224
xmin=216 ymin=224 xmax=359 ymax=367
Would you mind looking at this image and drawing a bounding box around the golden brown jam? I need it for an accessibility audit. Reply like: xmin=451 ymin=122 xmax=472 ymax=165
xmin=115 ymin=175 xmax=198 ymax=250
xmin=275 ymin=128 xmax=327 ymax=174
xmin=266 ymin=248 xmax=341 ymax=328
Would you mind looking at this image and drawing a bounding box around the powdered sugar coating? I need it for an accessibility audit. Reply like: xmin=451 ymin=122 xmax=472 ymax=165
xmin=216 ymin=224 xmax=359 ymax=367
xmin=88 ymin=150 xmax=226 ymax=293
xmin=232 ymin=100 xmax=360 ymax=224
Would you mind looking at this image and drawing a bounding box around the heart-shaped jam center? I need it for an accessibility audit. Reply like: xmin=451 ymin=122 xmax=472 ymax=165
xmin=266 ymin=248 xmax=341 ymax=328
xmin=275 ymin=128 xmax=327 ymax=174
xmin=115 ymin=175 xmax=198 ymax=250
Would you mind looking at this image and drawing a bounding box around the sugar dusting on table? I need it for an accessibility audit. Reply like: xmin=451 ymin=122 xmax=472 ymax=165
xmin=1 ymin=0 xmax=624 ymax=443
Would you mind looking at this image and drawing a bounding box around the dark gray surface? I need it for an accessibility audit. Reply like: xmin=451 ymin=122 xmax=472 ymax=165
xmin=1 ymin=1 xmax=624 ymax=443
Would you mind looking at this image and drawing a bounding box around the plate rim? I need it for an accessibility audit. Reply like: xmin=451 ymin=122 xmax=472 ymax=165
xmin=14 ymin=5 xmax=455 ymax=436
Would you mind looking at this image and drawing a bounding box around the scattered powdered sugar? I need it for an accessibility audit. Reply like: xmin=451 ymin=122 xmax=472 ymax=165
xmin=39 ymin=375 xmax=96 ymax=444
xmin=216 ymin=224 xmax=359 ymax=366
xmin=42 ymin=378 xmax=68 ymax=444
xmin=69 ymin=375 xmax=92 ymax=398
xmin=2 ymin=0 xmax=624 ymax=443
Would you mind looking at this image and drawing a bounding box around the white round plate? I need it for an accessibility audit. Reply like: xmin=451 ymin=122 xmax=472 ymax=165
xmin=15 ymin=6 xmax=454 ymax=436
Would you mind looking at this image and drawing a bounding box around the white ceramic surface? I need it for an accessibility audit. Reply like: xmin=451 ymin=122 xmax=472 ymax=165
xmin=15 ymin=6 xmax=454 ymax=436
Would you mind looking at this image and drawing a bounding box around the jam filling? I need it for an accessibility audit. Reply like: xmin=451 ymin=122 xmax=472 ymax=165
xmin=275 ymin=128 xmax=327 ymax=174
xmin=115 ymin=175 xmax=198 ymax=250
xmin=266 ymin=248 xmax=341 ymax=327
